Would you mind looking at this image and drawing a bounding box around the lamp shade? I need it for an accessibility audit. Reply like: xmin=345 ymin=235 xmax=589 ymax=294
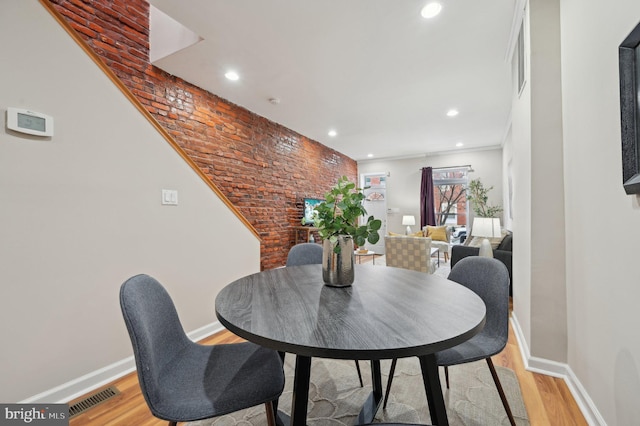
xmin=402 ymin=215 xmax=416 ymax=226
xmin=471 ymin=218 xmax=501 ymax=238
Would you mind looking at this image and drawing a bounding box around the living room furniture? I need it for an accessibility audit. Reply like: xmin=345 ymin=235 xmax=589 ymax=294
xmin=215 ymin=264 xmax=486 ymax=426
xmin=383 ymin=257 xmax=515 ymax=426
xmin=451 ymin=232 xmax=513 ymax=294
xmin=293 ymin=226 xmax=319 ymax=243
xmin=431 ymin=247 xmax=440 ymax=267
xmin=422 ymin=225 xmax=452 ymax=263
xmin=120 ymin=274 xmax=284 ymax=426
xmin=385 ymin=235 xmax=437 ymax=274
xmin=354 ymin=249 xmax=377 ymax=264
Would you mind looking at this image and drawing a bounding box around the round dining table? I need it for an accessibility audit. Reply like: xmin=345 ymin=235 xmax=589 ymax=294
xmin=215 ymin=264 xmax=486 ymax=426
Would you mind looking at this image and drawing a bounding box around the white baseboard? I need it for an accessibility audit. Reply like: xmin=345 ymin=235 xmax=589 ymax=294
xmin=21 ymin=321 xmax=225 ymax=404
xmin=510 ymin=313 xmax=606 ymax=426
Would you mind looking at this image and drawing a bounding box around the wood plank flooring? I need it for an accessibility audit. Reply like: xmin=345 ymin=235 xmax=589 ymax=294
xmin=68 ymin=320 xmax=586 ymax=426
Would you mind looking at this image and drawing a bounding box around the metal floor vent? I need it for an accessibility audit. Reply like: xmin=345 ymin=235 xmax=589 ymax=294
xmin=69 ymin=386 xmax=120 ymax=418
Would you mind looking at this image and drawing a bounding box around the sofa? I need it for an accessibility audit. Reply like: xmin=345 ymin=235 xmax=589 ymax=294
xmin=451 ymin=232 xmax=513 ymax=294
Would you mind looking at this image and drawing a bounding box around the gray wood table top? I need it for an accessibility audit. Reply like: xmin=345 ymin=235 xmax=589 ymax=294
xmin=216 ymin=264 xmax=486 ymax=360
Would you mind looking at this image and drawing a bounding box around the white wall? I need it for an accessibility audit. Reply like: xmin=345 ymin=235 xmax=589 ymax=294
xmin=509 ymin=0 xmax=534 ymax=361
xmin=529 ymin=0 xmax=568 ymax=363
xmin=0 ymin=0 xmax=260 ymax=402
xmin=510 ymin=0 xmax=640 ymax=423
xmin=559 ymin=0 xmax=640 ymax=423
xmin=358 ymin=148 xmax=504 ymax=234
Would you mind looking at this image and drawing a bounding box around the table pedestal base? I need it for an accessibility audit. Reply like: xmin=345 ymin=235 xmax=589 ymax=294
xmin=419 ymin=354 xmax=448 ymax=426
xmin=275 ymin=355 xmax=447 ymax=426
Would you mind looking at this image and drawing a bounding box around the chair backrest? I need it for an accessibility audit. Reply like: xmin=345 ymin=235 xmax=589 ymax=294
xmin=120 ymin=274 xmax=191 ymax=407
xmin=384 ymin=235 xmax=434 ymax=273
xmin=286 ymin=243 xmax=323 ymax=266
xmin=447 ymin=256 xmax=510 ymax=343
xmin=422 ymin=225 xmax=452 ymax=243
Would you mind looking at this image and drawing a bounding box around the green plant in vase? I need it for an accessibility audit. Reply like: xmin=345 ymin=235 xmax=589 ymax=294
xmin=307 ymin=176 xmax=382 ymax=253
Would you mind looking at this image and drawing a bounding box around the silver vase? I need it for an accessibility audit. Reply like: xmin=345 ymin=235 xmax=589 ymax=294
xmin=322 ymin=235 xmax=355 ymax=287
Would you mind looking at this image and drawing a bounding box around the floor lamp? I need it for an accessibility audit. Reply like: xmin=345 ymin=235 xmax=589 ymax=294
xmin=471 ymin=217 xmax=501 ymax=257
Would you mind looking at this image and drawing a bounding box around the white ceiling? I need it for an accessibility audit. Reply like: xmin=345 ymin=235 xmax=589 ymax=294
xmin=148 ymin=0 xmax=516 ymax=161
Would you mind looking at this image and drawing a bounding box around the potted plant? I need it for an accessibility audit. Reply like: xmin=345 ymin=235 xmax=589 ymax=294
xmin=466 ymin=179 xmax=503 ymax=218
xmin=306 ymin=176 xmax=382 ymax=286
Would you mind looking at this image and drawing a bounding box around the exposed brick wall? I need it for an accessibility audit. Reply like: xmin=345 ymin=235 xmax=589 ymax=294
xmin=48 ymin=0 xmax=357 ymax=270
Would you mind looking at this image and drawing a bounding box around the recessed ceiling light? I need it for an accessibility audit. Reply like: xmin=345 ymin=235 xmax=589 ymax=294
xmin=421 ymin=2 xmax=442 ymax=19
xmin=328 ymin=130 xmax=337 ymax=137
xmin=367 ymin=153 xmax=374 ymax=158
xmin=456 ymin=142 xmax=464 ymax=147
xmin=225 ymin=71 xmax=239 ymax=81
xmin=447 ymin=109 xmax=459 ymax=117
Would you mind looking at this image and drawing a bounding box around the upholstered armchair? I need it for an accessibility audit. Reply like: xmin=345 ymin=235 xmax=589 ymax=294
xmin=422 ymin=225 xmax=452 ymax=263
xmin=384 ymin=235 xmax=437 ymax=274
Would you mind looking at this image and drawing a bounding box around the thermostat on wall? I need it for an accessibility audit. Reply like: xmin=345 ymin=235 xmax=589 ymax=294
xmin=6 ymin=107 xmax=54 ymax=137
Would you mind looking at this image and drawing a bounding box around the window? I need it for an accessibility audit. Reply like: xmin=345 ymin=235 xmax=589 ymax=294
xmin=432 ymin=167 xmax=470 ymax=226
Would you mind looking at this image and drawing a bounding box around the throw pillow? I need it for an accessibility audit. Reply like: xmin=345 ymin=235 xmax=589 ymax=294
xmin=425 ymin=225 xmax=448 ymax=242
xmin=388 ymin=231 xmax=425 ymax=238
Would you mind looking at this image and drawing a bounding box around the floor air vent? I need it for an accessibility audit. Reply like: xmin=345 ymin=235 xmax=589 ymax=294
xmin=69 ymin=386 xmax=120 ymax=418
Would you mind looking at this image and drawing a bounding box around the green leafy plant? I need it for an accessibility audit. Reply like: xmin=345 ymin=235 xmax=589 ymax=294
xmin=306 ymin=176 xmax=382 ymax=253
xmin=467 ymin=179 xmax=503 ymax=218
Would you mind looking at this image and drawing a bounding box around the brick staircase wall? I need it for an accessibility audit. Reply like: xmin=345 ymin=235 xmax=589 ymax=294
xmin=48 ymin=0 xmax=356 ymax=270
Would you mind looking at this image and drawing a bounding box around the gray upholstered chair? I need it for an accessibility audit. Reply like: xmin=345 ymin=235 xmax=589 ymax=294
xmin=286 ymin=242 xmax=323 ymax=266
xmin=286 ymin=243 xmax=364 ymax=387
xmin=120 ymin=274 xmax=285 ymax=426
xmin=383 ymin=257 xmax=515 ymax=426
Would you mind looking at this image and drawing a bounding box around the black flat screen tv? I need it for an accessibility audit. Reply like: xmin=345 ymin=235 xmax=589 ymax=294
xmin=303 ymin=198 xmax=323 ymax=225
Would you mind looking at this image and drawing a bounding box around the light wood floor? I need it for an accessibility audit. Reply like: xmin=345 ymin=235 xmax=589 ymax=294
xmin=68 ymin=320 xmax=587 ymax=426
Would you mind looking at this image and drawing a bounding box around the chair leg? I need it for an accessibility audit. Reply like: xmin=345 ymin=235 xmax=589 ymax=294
xmin=486 ymin=358 xmax=516 ymax=426
xmin=444 ymin=365 xmax=450 ymax=388
xmin=382 ymin=358 xmax=398 ymax=409
xmin=168 ymin=422 xmax=177 ymax=426
xmin=354 ymin=360 xmax=364 ymax=387
xmin=265 ymin=401 xmax=277 ymax=426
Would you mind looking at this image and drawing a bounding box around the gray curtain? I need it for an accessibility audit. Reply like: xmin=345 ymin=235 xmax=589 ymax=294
xmin=420 ymin=167 xmax=436 ymax=228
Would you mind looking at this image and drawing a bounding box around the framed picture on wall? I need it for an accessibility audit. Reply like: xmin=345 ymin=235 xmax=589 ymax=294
xmin=619 ymin=20 xmax=640 ymax=195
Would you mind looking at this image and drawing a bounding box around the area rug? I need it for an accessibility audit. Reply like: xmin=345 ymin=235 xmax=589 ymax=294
xmin=190 ymin=357 xmax=529 ymax=425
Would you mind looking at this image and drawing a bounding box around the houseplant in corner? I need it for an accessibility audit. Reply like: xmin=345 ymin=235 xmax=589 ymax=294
xmin=308 ymin=176 xmax=382 ymax=287
xmin=467 ymin=179 xmax=503 ymax=218
xmin=466 ymin=178 xmax=504 ymax=257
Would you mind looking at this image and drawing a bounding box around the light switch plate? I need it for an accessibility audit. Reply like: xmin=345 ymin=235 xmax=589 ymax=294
xmin=161 ymin=189 xmax=178 ymax=205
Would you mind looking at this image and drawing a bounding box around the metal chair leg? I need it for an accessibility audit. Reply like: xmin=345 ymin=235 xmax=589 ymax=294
xmin=382 ymin=358 xmax=398 ymax=409
xmin=444 ymin=365 xmax=450 ymax=388
xmin=265 ymin=401 xmax=277 ymax=426
xmin=486 ymin=357 xmax=516 ymax=426
xmin=355 ymin=360 xmax=364 ymax=387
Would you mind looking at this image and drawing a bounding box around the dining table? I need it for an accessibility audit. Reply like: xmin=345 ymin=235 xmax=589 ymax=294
xmin=215 ymin=264 xmax=486 ymax=426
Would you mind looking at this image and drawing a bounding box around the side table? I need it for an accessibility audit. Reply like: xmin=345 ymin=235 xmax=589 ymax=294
xmin=354 ymin=250 xmax=377 ymax=264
